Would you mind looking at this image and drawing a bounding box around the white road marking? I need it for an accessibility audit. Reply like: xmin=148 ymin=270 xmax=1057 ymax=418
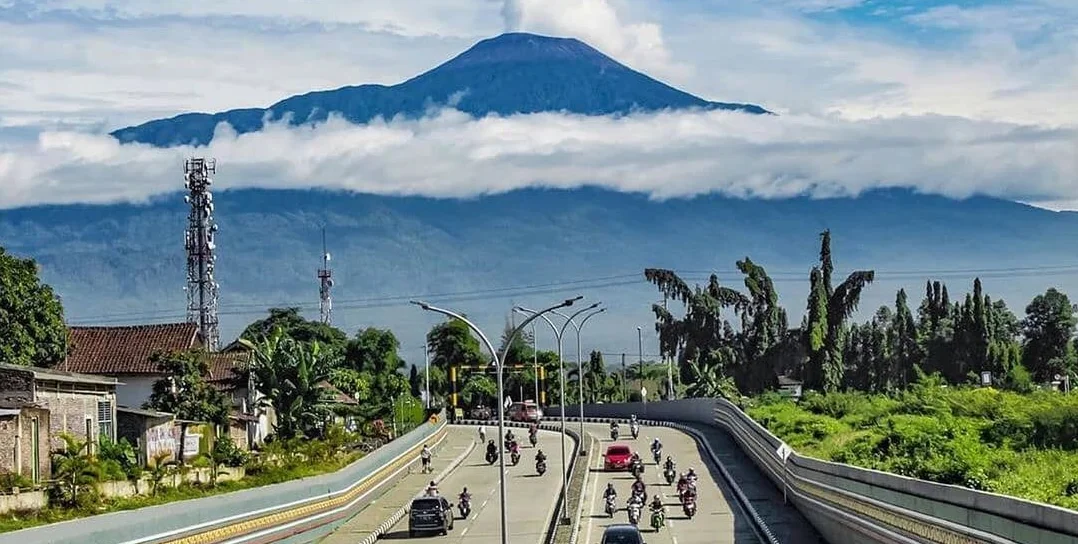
xmin=460 ymin=527 xmax=469 ymax=537
xmin=583 ymin=432 xmax=603 ymax=544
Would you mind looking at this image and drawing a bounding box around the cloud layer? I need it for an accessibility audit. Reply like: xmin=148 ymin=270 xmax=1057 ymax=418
xmin=2 ymin=108 xmax=1075 ymax=210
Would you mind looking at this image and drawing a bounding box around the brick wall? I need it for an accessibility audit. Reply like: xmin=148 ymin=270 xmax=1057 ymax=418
xmin=0 ymin=370 xmax=32 ymax=404
xmin=36 ymin=389 xmax=104 ymax=451
xmin=0 ymin=409 xmax=51 ymax=481
xmin=20 ymin=408 xmax=50 ymax=481
xmin=0 ymin=417 xmax=17 ymax=477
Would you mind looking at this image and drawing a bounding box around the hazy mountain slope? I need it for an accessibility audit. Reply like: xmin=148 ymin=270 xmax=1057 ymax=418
xmin=2 ymin=188 xmax=1075 ymax=364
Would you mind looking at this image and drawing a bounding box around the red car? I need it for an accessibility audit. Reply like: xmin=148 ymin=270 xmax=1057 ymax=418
xmin=604 ymin=444 xmax=633 ymax=471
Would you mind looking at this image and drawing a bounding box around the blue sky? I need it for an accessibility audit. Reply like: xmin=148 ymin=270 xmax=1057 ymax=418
xmin=0 ymin=0 xmax=1075 ymax=209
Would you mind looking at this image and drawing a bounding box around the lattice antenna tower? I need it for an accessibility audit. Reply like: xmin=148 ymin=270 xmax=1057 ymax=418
xmin=318 ymin=227 xmax=334 ymax=324
xmin=183 ymin=157 xmax=220 ymax=350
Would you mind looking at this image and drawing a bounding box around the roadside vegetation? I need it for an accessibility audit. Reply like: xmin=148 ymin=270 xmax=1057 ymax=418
xmin=644 ymin=231 xmax=1078 ymax=507
xmin=746 ymin=378 xmax=1078 ymax=509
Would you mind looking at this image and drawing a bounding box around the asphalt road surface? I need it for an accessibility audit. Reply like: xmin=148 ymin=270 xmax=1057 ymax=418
xmin=379 ymin=428 xmax=570 ymax=543
xmin=577 ymin=422 xmax=761 ymax=544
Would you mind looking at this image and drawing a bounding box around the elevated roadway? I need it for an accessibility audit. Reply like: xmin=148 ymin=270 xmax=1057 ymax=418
xmin=326 ymin=427 xmax=569 ymax=544
xmin=577 ymin=422 xmax=761 ymax=544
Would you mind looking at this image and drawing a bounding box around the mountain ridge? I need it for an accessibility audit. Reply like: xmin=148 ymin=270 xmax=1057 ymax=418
xmin=110 ymin=32 xmax=769 ymax=147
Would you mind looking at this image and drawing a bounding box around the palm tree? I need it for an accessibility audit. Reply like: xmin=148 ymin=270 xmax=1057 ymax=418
xmin=52 ymin=434 xmax=100 ymax=505
xmin=803 ymin=230 xmax=875 ymax=392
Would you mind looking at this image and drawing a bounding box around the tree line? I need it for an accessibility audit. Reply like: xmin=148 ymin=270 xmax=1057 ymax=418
xmin=647 ymin=230 xmax=1078 ymax=396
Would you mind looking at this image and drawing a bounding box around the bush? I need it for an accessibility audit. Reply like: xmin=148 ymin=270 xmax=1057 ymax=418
xmin=747 ymin=385 xmax=1078 ymax=507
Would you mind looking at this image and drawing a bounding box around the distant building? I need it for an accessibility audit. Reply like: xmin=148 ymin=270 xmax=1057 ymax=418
xmin=60 ymin=323 xmax=270 ymax=448
xmin=60 ymin=323 xmax=203 ymax=409
xmin=777 ymin=375 xmax=803 ymax=399
xmin=0 ymin=363 xmax=118 ymax=454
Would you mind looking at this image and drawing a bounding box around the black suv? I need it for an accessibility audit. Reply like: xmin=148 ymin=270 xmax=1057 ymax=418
xmin=601 ymin=523 xmax=646 ymax=544
xmin=408 ymin=496 xmax=454 ymax=537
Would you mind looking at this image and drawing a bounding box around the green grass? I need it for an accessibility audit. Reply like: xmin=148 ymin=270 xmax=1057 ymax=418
xmin=746 ymin=380 xmax=1078 ymax=509
xmin=0 ymin=450 xmax=364 ymax=534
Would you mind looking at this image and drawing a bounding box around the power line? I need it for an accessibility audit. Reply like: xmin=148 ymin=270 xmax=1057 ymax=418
xmin=65 ymin=263 xmax=1078 ymax=325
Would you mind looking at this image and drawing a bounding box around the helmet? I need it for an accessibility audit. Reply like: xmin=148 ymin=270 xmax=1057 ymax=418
xmin=607 ymin=482 xmax=614 ymax=488
xmin=463 ymin=487 xmax=468 ymax=493
xmin=429 ymin=481 xmax=436 ymax=487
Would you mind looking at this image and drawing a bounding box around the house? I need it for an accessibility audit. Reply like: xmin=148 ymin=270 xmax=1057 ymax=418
xmin=117 ymin=406 xmax=177 ymax=465
xmin=0 ymin=401 xmax=51 ymax=483
xmin=317 ymin=380 xmax=359 ymax=431
xmin=60 ymin=323 xmax=203 ymax=409
xmin=777 ymin=375 xmax=803 ymax=399
xmin=59 ymin=324 xmax=272 ymax=447
xmin=0 ymin=363 xmax=118 ymax=453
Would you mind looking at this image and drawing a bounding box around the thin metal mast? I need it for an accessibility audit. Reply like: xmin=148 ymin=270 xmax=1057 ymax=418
xmin=184 ymin=158 xmax=220 ymax=349
xmin=318 ymin=227 xmax=333 ymax=324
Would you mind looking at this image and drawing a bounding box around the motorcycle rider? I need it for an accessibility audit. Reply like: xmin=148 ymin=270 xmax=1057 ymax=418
xmin=631 ymin=475 xmax=646 ymax=498
xmin=478 ymin=425 xmax=486 ymax=443
xmin=459 ymin=487 xmax=471 ymax=506
xmin=664 ymin=456 xmax=676 ymax=473
xmin=651 ymin=437 xmax=663 ymax=455
xmin=529 ymin=421 xmax=539 ymax=436
xmin=535 ymin=448 xmax=547 ymax=464
xmin=603 ymin=482 xmax=618 ymax=501
xmin=686 ymin=468 xmax=698 ymax=483
xmin=486 ymin=439 xmax=498 ymax=459
xmin=610 ymin=420 xmax=619 ymax=433
xmin=425 ymin=480 xmax=438 ymax=496
xmin=683 ymin=483 xmax=698 ymax=504
xmin=650 ymin=494 xmax=665 ymax=514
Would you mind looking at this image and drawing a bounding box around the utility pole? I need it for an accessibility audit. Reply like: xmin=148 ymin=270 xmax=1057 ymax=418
xmin=184 ymin=158 xmax=220 ymax=350
xmin=424 ymin=341 xmax=430 ymax=409
xmin=318 ymin=227 xmax=333 ymax=325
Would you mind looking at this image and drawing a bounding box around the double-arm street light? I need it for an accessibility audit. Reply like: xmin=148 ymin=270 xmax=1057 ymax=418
xmin=552 ymin=306 xmax=606 ymax=455
xmin=513 ymin=301 xmax=599 ymax=521
xmin=412 ymin=296 xmax=582 ymax=544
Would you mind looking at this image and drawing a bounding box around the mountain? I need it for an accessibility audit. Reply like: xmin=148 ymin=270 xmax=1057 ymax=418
xmin=3 ymin=188 xmax=1077 ymax=366
xmin=110 ymin=32 xmax=769 ymax=147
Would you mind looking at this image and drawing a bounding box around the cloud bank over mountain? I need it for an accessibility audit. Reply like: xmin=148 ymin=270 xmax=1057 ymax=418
xmin=2 ymin=107 xmax=1075 ymax=210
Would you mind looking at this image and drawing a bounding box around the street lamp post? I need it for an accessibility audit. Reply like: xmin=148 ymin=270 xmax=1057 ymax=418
xmin=413 ymin=297 xmax=582 ymax=544
xmin=514 ymin=301 xmax=598 ymax=521
xmin=424 ymin=341 xmax=430 ymax=409
xmin=552 ymin=307 xmax=606 ymax=455
xmin=532 ymin=320 xmax=539 ymax=404
xmin=637 ymin=327 xmax=643 ymax=397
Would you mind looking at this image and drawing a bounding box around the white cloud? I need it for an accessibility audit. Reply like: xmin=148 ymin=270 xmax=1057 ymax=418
xmin=501 ymin=0 xmax=689 ymax=80
xmin=662 ymin=5 xmax=1078 ymax=126
xmin=7 ymin=0 xmax=500 ymax=38
xmin=2 ymin=108 xmax=1075 ymax=210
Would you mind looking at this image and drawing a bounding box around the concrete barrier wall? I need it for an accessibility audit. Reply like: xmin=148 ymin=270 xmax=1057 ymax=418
xmin=548 ymin=400 xmax=1078 ymax=544
xmin=0 ymin=416 xmax=447 ymax=544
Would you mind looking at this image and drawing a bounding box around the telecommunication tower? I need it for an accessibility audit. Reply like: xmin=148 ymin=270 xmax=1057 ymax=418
xmin=183 ymin=158 xmax=221 ymax=349
xmin=318 ymin=228 xmax=333 ymax=324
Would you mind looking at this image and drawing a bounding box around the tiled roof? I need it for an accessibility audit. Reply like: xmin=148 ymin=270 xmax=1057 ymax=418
xmin=207 ymin=352 xmax=249 ymax=391
xmin=62 ymin=323 xmax=202 ymax=375
xmin=316 ymin=380 xmax=358 ymax=405
xmin=0 ymin=363 xmax=119 ymax=386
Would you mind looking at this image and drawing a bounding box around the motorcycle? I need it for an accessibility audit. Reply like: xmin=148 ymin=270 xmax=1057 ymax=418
xmin=679 ymin=483 xmax=696 ymax=504
xmin=511 ymin=450 xmax=520 ymax=466
xmin=630 ymin=460 xmax=644 ymax=477
xmin=650 ymin=508 xmax=665 ymax=531
xmin=536 ymin=459 xmax=547 ymax=475
xmin=627 ymin=502 xmax=642 ymax=526
xmin=485 ymin=450 xmax=497 ymax=465
xmin=630 ymin=487 xmax=646 ymax=505
xmin=683 ymin=498 xmax=697 ymax=519
xmin=664 ymin=467 xmax=676 ymax=485
xmin=529 ymin=432 xmax=538 ymax=447
xmin=630 ymin=423 xmax=639 ymax=439
xmin=459 ymin=498 xmax=471 ymax=518
xmin=652 ymin=449 xmax=662 ymax=465
xmin=605 ymin=495 xmax=617 ymax=517
xmin=610 ymin=427 xmax=619 ymax=440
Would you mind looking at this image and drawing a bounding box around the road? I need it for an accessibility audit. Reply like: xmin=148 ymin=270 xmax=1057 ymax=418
xmin=577 ymin=422 xmax=761 ymax=544
xmin=377 ymin=428 xmax=570 ymax=543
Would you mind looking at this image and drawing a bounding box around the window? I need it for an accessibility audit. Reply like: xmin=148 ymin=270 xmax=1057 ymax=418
xmin=97 ymin=400 xmax=113 ymax=442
